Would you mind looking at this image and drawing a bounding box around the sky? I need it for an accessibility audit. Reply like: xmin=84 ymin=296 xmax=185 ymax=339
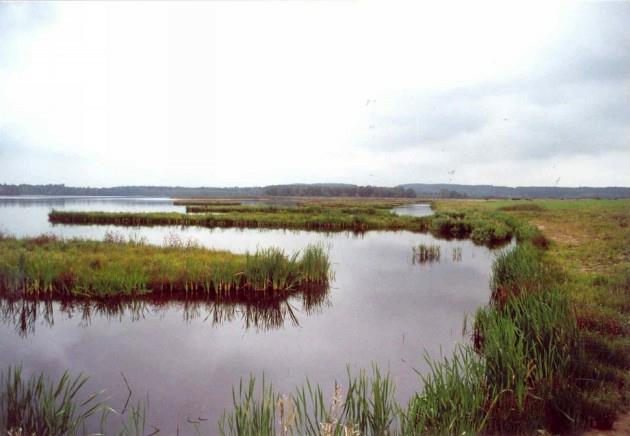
xmin=0 ymin=1 xmax=628 ymax=188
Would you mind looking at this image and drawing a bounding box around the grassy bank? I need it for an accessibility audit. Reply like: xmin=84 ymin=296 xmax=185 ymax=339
xmin=0 ymin=233 xmax=331 ymax=298
xmin=435 ymin=199 xmax=630 ymax=430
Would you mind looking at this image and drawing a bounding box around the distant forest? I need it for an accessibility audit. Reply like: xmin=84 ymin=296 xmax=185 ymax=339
xmin=263 ymin=184 xmax=417 ymax=198
xmin=0 ymin=183 xmax=628 ymax=199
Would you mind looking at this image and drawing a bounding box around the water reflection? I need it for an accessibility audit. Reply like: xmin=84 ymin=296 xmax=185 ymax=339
xmin=391 ymin=203 xmax=433 ymax=217
xmin=0 ymin=287 xmax=331 ymax=337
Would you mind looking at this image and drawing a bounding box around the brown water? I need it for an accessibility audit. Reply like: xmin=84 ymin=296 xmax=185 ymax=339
xmin=0 ymin=197 xmax=503 ymax=433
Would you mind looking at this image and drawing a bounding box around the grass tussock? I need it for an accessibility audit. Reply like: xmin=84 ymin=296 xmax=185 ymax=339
xmin=219 ymin=366 xmax=398 ymax=436
xmin=0 ymin=233 xmax=332 ymax=298
xmin=0 ymin=365 xmax=151 ymax=436
xmin=429 ymin=211 xmax=514 ymax=246
xmin=0 ymin=366 xmax=103 ymax=435
xmin=412 ymin=244 xmax=441 ymax=263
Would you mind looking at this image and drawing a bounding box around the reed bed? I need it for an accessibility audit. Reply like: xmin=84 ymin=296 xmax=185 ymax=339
xmin=173 ymin=200 xmax=242 ymax=206
xmin=186 ymin=205 xmax=280 ymax=213
xmin=0 ymin=365 xmax=150 ymax=436
xmin=412 ymin=244 xmax=441 ymax=263
xmin=0 ymin=366 xmax=103 ymax=435
xmin=0 ymin=234 xmax=332 ymax=298
xmin=48 ymin=209 xmax=433 ymax=234
xmin=219 ymin=366 xmax=398 ymax=436
xmin=184 ymin=205 xmax=382 ymax=215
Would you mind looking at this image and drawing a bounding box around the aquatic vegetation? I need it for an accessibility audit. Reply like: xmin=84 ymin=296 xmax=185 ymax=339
xmin=186 ymin=205 xmax=280 ymax=213
xmin=174 ymin=200 xmax=242 ymax=206
xmin=429 ymin=211 xmax=514 ymax=246
xmin=412 ymin=244 xmax=441 ymax=263
xmin=0 ymin=235 xmax=332 ymax=298
xmin=0 ymin=366 xmax=103 ymax=435
xmin=48 ymin=209 xmax=433 ymax=234
xmin=219 ymin=366 xmax=398 ymax=436
xmin=451 ymin=246 xmax=462 ymax=261
xmin=0 ymin=366 xmax=151 ymax=436
xmin=403 ymin=346 xmax=489 ymax=435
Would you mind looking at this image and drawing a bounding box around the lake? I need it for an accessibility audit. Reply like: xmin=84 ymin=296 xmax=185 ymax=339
xmin=0 ymin=197 xmax=503 ymax=433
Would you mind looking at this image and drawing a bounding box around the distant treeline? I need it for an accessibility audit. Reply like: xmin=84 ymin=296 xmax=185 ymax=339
xmin=0 ymin=183 xmax=417 ymax=198
xmin=1 ymin=183 xmax=628 ymax=199
xmin=263 ymin=184 xmax=417 ymax=198
xmin=0 ymin=184 xmax=262 ymax=198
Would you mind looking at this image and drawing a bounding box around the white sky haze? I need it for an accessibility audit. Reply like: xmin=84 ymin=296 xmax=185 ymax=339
xmin=1 ymin=1 xmax=628 ymax=187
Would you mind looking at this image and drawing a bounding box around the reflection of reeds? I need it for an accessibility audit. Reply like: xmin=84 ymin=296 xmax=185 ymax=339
xmin=0 ymin=283 xmax=331 ymax=336
xmin=412 ymin=244 xmax=441 ymax=264
xmin=452 ymin=247 xmax=463 ymax=262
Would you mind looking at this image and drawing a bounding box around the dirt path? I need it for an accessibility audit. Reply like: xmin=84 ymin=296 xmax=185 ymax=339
xmin=583 ymin=411 xmax=630 ymax=435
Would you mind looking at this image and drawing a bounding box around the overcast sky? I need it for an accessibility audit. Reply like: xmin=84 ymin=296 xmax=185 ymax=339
xmin=0 ymin=1 xmax=628 ymax=187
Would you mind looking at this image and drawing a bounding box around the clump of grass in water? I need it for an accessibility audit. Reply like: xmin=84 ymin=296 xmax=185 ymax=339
xmin=451 ymin=246 xmax=462 ymax=262
xmin=219 ymin=366 xmax=396 ymax=436
xmin=0 ymin=366 xmax=103 ymax=435
xmin=412 ymin=243 xmax=441 ymax=263
xmin=1 ymin=365 xmax=152 ymax=435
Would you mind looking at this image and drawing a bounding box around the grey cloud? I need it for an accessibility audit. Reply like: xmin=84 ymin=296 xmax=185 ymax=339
xmin=357 ymin=3 xmax=630 ymax=163
xmin=358 ymin=92 xmax=491 ymax=150
xmin=539 ymin=2 xmax=630 ymax=85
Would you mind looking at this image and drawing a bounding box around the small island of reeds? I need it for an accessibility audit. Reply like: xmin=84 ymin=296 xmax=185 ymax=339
xmin=0 ymin=233 xmax=332 ymax=299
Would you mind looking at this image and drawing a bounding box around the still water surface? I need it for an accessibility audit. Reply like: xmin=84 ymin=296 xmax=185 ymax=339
xmin=0 ymin=197 xmax=500 ymax=433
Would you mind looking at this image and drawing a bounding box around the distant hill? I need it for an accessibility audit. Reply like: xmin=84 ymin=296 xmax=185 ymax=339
xmin=399 ymin=183 xmax=630 ymax=199
xmin=1 ymin=183 xmax=628 ymax=199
